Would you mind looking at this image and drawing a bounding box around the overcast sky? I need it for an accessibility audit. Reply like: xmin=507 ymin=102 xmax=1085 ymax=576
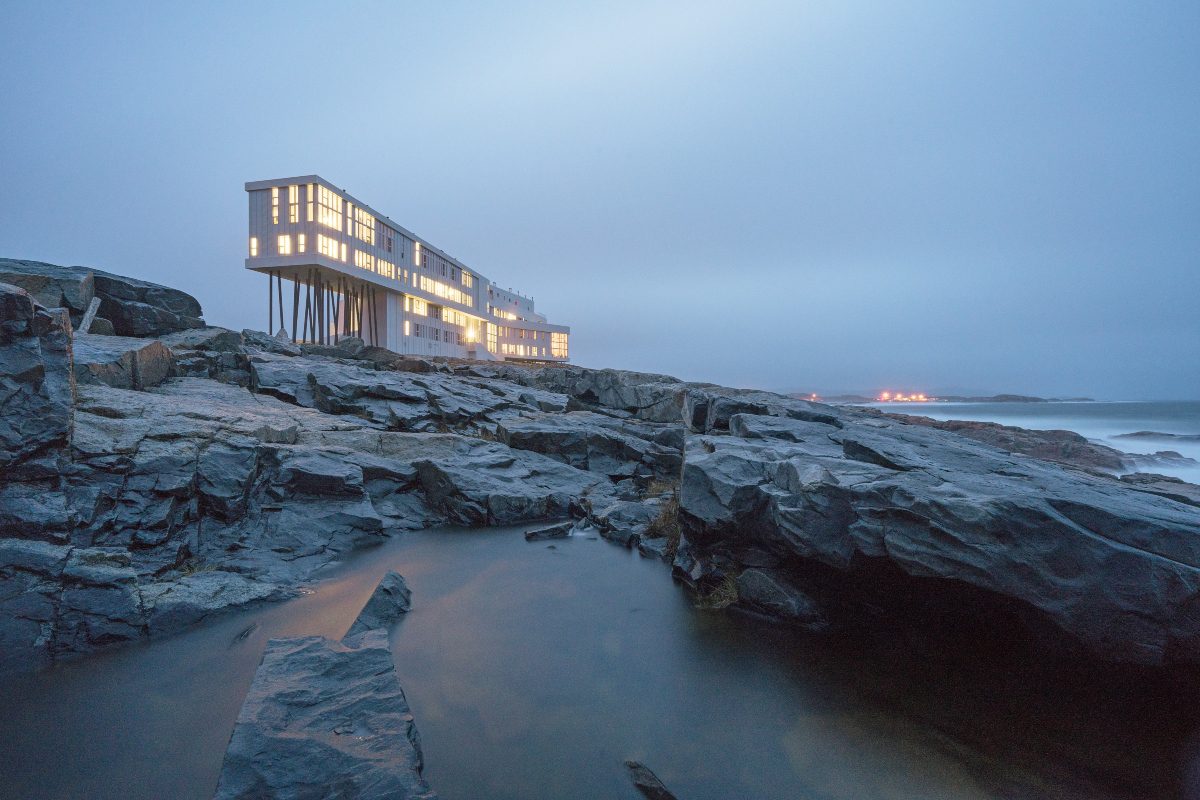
xmin=1 ymin=1 xmax=1197 ymax=398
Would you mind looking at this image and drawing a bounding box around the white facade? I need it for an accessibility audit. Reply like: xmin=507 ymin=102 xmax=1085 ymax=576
xmin=245 ymin=175 xmax=570 ymax=361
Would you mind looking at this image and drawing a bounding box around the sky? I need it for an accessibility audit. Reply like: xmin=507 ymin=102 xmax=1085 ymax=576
xmin=1 ymin=1 xmax=1197 ymax=399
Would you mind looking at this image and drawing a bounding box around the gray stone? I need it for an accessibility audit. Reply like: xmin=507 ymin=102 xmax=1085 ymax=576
xmin=524 ymin=521 xmax=573 ymax=541
xmin=214 ymin=631 xmax=436 ymax=800
xmin=344 ymin=570 xmax=412 ymax=639
xmin=73 ymin=333 xmax=173 ymax=390
xmin=625 ymin=760 xmax=678 ymax=800
xmin=734 ymin=568 xmax=828 ymax=629
xmin=141 ymin=571 xmax=294 ymax=636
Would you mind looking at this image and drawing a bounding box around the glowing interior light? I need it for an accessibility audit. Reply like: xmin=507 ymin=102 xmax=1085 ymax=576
xmin=298 ymin=234 xmax=306 ymax=253
xmin=249 ymin=236 xmax=258 ymax=257
xmin=278 ymin=234 xmax=292 ymax=255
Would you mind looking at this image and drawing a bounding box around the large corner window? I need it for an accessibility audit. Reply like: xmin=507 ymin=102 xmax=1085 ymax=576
xmin=316 ymin=185 xmax=344 ymax=231
xmin=551 ymin=332 xmax=569 ymax=358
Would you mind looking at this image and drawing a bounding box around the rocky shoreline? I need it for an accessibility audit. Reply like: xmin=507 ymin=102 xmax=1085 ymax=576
xmin=3 ymin=258 xmax=1200 ymax=794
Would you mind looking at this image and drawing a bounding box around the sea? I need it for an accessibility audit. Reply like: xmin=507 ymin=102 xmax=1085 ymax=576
xmin=862 ymin=400 xmax=1200 ymax=485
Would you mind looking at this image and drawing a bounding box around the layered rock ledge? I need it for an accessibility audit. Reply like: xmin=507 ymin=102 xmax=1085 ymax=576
xmin=3 ymin=260 xmax=1200 ymax=675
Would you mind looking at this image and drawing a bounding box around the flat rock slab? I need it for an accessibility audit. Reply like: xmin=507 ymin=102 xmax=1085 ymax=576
xmin=214 ymin=631 xmax=436 ymax=800
xmin=344 ymin=570 xmax=412 ymax=639
xmin=524 ymin=521 xmax=573 ymax=541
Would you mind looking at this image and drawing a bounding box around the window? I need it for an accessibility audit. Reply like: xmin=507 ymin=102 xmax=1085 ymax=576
xmin=404 ymin=320 xmax=411 ymax=336
xmin=307 ymin=183 xmax=315 ymax=221
xmin=298 ymin=234 xmax=306 ymax=253
xmin=414 ymin=242 xmax=421 ymax=267
xmin=249 ymin=236 xmax=258 ymax=257
xmin=271 ymin=187 xmax=279 ymax=224
xmin=288 ymin=185 xmax=299 ymax=223
xmin=551 ymin=332 xmax=569 ymax=358
xmin=386 ymin=235 xmax=393 ymax=253
xmin=354 ymin=250 xmax=375 ymax=271
xmin=346 ymin=203 xmax=354 ymax=234
xmin=278 ymin=234 xmax=292 ymax=255
xmin=317 ymin=234 xmax=343 ymax=260
xmin=462 ymin=271 xmax=474 ymax=289
xmin=354 ymin=207 xmax=375 ymax=244
xmin=405 ymin=295 xmax=428 ymax=316
xmin=418 ymin=275 xmax=473 ymax=307
xmin=317 ymin=185 xmax=344 ymax=230
xmin=486 ymin=323 xmax=497 ymax=353
xmin=377 ymin=257 xmax=394 ymax=279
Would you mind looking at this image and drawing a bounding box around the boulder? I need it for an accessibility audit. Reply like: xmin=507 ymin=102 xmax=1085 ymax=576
xmin=73 ymin=333 xmax=173 ymax=390
xmin=524 ymin=521 xmax=573 ymax=541
xmin=344 ymin=570 xmax=412 ymax=639
xmin=214 ymin=631 xmax=436 ymax=800
xmin=0 ymin=259 xmax=203 ymax=336
xmin=496 ymin=411 xmax=684 ymax=481
xmin=734 ymin=568 xmax=828 ymax=629
xmin=0 ymin=283 xmax=75 ymax=469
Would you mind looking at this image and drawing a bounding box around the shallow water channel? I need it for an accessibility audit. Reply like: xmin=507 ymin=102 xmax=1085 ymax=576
xmin=2 ymin=526 xmax=1196 ymax=799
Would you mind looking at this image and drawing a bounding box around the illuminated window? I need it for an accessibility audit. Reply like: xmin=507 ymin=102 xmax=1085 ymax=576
xmin=404 ymin=320 xmax=411 ymax=336
xmin=486 ymin=323 xmax=497 ymax=353
xmin=317 ymin=185 xmax=344 ymax=230
xmin=354 ymin=207 xmax=375 ymax=244
xmin=249 ymin=236 xmax=258 ymax=257
xmin=418 ymin=275 xmax=472 ymax=307
xmin=317 ymin=234 xmax=343 ymax=260
xmin=278 ymin=235 xmax=292 ymax=255
xmin=298 ymin=234 xmax=306 ymax=253
xmin=405 ymin=295 xmax=428 ymax=316
xmin=288 ymin=185 xmax=299 ymax=223
xmin=551 ymin=332 xmax=569 ymax=358
xmin=307 ymin=183 xmax=315 ymax=221
xmin=271 ymin=187 xmax=279 ymax=224
xmin=377 ymin=257 xmax=394 ymax=279
xmin=462 ymin=271 xmax=474 ymax=289
xmin=354 ymin=250 xmax=375 ymax=272
xmin=414 ymin=242 xmax=421 ymax=267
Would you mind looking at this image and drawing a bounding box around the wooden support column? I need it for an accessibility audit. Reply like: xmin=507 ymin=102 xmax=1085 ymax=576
xmin=291 ymin=277 xmax=299 ymax=342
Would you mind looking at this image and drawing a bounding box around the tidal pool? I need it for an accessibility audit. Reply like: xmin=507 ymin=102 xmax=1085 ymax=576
xmin=1 ymin=526 xmax=1194 ymax=799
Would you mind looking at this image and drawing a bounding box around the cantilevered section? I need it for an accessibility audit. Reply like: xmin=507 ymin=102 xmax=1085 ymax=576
xmin=245 ymin=175 xmax=569 ymax=361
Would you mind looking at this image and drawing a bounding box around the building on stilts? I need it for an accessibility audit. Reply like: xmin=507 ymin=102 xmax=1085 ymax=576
xmin=245 ymin=175 xmax=570 ymax=361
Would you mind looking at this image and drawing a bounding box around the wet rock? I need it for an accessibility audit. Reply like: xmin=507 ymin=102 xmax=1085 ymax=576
xmin=1119 ymin=472 xmax=1200 ymax=508
xmin=734 ymin=568 xmax=828 ymax=629
xmin=414 ymin=443 xmax=613 ymax=525
xmin=55 ymin=547 xmax=146 ymax=657
xmin=0 ymin=539 xmax=72 ymax=672
xmin=344 ymin=570 xmax=412 ymax=639
xmin=496 ymin=411 xmax=684 ymax=481
xmin=625 ymin=760 xmax=678 ymax=800
xmin=160 ymin=326 xmax=244 ymax=354
xmin=87 ymin=316 xmax=114 ymax=336
xmin=73 ymin=333 xmax=173 ymax=390
xmin=241 ymin=328 xmax=301 ymax=356
xmin=524 ymin=521 xmax=573 ymax=541
xmin=141 ymin=571 xmax=294 ymax=636
xmin=214 ymin=630 xmax=436 ymax=800
xmin=680 ymin=412 xmax=1200 ymax=666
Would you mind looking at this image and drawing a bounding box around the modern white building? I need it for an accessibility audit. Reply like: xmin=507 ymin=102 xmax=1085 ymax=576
xmin=245 ymin=175 xmax=569 ymax=361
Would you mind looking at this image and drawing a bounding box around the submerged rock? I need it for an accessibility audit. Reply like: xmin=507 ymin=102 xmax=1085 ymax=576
xmin=625 ymin=760 xmax=679 ymax=800
xmin=524 ymin=521 xmax=573 ymax=541
xmin=344 ymin=570 xmax=412 ymax=639
xmin=214 ymin=631 xmax=436 ymax=800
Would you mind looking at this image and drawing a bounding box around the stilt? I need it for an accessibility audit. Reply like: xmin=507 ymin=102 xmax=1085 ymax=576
xmin=268 ymin=271 xmax=273 ymax=334
xmin=332 ymin=278 xmax=341 ymax=345
xmin=291 ymin=277 xmax=299 ymax=343
xmin=276 ymin=271 xmax=284 ymax=335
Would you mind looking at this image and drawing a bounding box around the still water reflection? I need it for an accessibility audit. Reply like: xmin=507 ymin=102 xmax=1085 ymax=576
xmin=1 ymin=526 xmax=1193 ymax=799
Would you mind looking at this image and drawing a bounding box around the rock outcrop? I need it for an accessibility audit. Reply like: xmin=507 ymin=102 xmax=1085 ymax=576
xmin=4 ymin=259 xmax=1200 ymax=675
xmin=344 ymin=570 xmax=412 ymax=639
xmin=214 ymin=631 xmax=436 ymax=800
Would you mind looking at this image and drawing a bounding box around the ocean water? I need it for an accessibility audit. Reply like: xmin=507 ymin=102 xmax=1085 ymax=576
xmin=867 ymin=400 xmax=1200 ymax=484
